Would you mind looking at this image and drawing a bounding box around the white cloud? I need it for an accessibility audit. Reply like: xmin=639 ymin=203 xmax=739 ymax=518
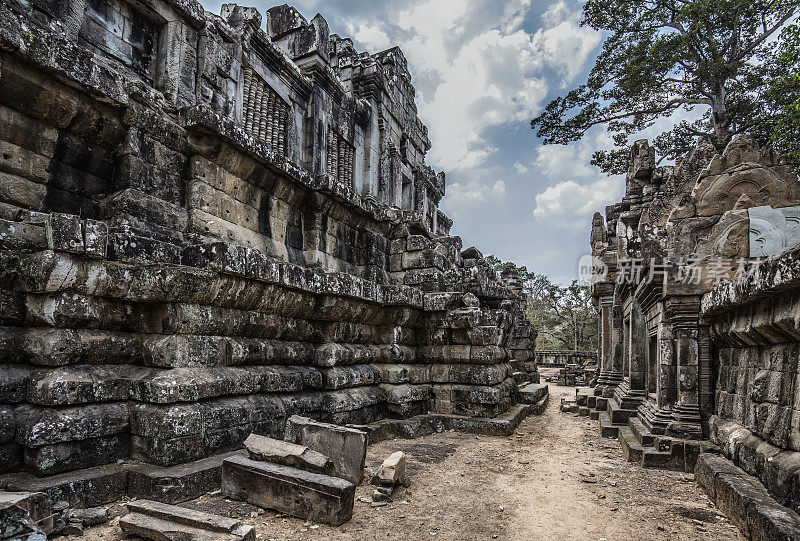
xmin=340 ymin=0 xmax=599 ymax=173
xmin=532 ymin=176 xmax=624 ymax=229
xmin=513 ymin=161 xmax=529 ymax=174
xmin=533 ymin=4 xmax=602 ymax=84
xmin=347 ymin=23 xmax=392 ymax=51
xmin=446 ymin=179 xmax=507 ymax=207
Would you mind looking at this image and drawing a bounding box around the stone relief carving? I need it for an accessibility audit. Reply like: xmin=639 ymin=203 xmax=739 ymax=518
xmin=749 ymin=205 xmax=800 ymax=257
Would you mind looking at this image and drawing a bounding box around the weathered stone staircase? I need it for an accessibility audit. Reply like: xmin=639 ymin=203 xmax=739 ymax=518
xmin=570 ymin=389 xmax=716 ymax=473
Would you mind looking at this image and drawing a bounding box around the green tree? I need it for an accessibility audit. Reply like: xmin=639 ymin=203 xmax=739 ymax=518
xmin=762 ymin=24 xmax=800 ymax=169
xmin=487 ymin=256 xmax=598 ymax=351
xmin=531 ymin=0 xmax=798 ymax=174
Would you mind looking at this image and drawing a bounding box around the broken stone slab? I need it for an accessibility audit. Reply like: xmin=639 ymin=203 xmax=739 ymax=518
xmin=243 ymin=434 xmax=334 ymax=476
xmin=64 ymin=505 xmax=109 ymax=526
xmin=372 ymin=451 xmax=406 ymax=487
xmin=120 ymin=499 xmax=254 ymax=541
xmin=284 ymin=415 xmax=367 ymax=484
xmin=222 ymin=455 xmax=355 ymax=526
xmin=0 ymin=491 xmax=51 ymax=537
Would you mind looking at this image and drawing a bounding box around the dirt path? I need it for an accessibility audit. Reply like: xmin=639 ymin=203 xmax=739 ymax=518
xmin=76 ymin=385 xmax=743 ymax=540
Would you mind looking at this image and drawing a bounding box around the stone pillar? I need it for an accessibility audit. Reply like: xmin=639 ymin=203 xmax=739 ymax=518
xmin=669 ymin=325 xmax=703 ymax=438
xmin=627 ymin=301 xmax=648 ymax=392
xmin=664 ymin=296 xmax=703 ymax=439
xmin=656 ymin=320 xmax=676 ymax=409
xmin=596 ymin=295 xmax=623 ymax=395
xmin=613 ymin=298 xmax=648 ymax=410
xmin=638 ymin=317 xmax=678 ymax=434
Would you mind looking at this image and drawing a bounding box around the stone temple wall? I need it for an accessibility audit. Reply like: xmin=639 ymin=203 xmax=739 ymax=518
xmin=0 ymin=0 xmax=534 ymax=490
xmin=703 ymin=247 xmax=800 ymax=512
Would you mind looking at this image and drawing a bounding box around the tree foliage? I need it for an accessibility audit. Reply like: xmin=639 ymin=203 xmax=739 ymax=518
xmin=531 ymin=0 xmax=798 ymax=174
xmin=761 ymin=24 xmax=800 ymax=170
xmin=486 ymin=257 xmax=598 ymax=351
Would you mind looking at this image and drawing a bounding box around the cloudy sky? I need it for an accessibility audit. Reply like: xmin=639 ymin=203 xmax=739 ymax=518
xmin=200 ymin=0 xmax=627 ymax=283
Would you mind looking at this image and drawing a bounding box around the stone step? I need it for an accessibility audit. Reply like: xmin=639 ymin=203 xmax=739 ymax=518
xmin=594 ymin=396 xmax=608 ymax=411
xmin=606 ymin=398 xmax=638 ymax=424
xmin=598 ymin=412 xmax=622 ymax=438
xmin=618 ymin=426 xmax=644 ymax=463
xmin=222 ymin=455 xmax=355 ymax=526
xmin=641 ymin=448 xmax=684 ymax=471
xmin=121 ymin=500 xmax=254 ymax=541
xmin=578 ymin=406 xmax=590 ymax=417
xmin=589 ymin=410 xmax=600 ymax=420
xmin=587 ymin=395 xmax=597 ymax=409
xmin=628 ymin=417 xmax=656 ymax=447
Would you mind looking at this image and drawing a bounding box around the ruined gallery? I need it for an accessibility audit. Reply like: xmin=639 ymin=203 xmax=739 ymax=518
xmin=0 ymin=0 xmax=798 ymax=539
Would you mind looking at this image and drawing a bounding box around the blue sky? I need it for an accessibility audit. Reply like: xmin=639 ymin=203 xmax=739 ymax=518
xmin=199 ymin=0 xmax=628 ymax=283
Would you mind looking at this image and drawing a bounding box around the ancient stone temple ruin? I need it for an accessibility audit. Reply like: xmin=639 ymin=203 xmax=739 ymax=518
xmin=587 ymin=134 xmax=800 ymax=536
xmin=0 ymin=0 xmax=540 ymax=525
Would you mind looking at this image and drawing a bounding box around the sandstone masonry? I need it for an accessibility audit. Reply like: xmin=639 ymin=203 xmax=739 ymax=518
xmin=0 ymin=0 xmax=536 ymax=508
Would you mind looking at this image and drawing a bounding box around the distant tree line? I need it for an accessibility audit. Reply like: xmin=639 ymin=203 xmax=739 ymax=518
xmin=487 ymin=256 xmax=598 ymax=351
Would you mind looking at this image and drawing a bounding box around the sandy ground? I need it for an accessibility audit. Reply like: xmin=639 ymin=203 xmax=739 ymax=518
xmin=70 ymin=385 xmax=743 ymax=541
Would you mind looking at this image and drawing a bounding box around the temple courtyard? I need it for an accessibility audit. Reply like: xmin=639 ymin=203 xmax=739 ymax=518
xmin=71 ymin=386 xmax=741 ymax=541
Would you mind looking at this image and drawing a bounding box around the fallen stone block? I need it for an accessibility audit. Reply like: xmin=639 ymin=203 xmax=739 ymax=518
xmin=284 ymin=415 xmax=367 ymax=484
xmin=120 ymin=499 xmax=254 ymax=541
xmin=222 ymin=455 xmax=355 ymax=526
xmin=64 ymin=505 xmax=109 ymax=527
xmin=0 ymin=491 xmax=51 ymax=538
xmin=372 ymin=451 xmax=406 ymax=487
xmin=244 ymin=434 xmax=334 ymax=476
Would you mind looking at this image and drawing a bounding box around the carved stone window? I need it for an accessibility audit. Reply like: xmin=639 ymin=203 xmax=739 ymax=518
xmin=326 ymin=127 xmax=355 ymax=186
xmin=242 ymin=67 xmax=289 ymax=156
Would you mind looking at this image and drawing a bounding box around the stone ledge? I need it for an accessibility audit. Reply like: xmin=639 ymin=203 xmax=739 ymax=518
xmin=702 ymin=243 xmax=800 ymax=315
xmin=129 ymin=450 xmax=246 ymax=504
xmin=696 ymin=453 xmax=800 ymax=539
xmin=518 ymin=383 xmax=548 ymax=406
xmin=353 ymin=403 xmax=535 ymax=444
xmin=0 ymin=464 xmax=129 ymax=508
xmin=710 ymin=415 xmax=800 ymax=513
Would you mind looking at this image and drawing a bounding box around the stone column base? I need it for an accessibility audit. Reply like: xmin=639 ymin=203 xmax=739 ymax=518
xmin=667 ymin=404 xmax=703 ymax=439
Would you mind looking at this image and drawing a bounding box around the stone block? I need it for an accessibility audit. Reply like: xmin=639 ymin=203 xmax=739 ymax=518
xmin=372 ymin=451 xmax=405 ymax=487
xmin=120 ymin=499 xmax=254 ymax=541
xmin=47 ymin=213 xmax=84 ymax=253
xmin=0 ymin=491 xmax=51 ymax=537
xmin=24 ymin=434 xmax=129 ymax=476
xmin=0 ymin=463 xmax=128 ymax=507
xmin=222 ymin=455 xmax=355 ymax=526
xmin=519 ymin=383 xmax=548 ymax=405
xmin=284 ymin=415 xmax=367 ymax=484
xmin=746 ymin=499 xmax=800 ymax=541
xmin=129 ymin=450 xmax=245 ymax=504
xmin=82 ymin=219 xmax=108 ymax=259
xmin=243 ymin=434 xmax=334 ymax=476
